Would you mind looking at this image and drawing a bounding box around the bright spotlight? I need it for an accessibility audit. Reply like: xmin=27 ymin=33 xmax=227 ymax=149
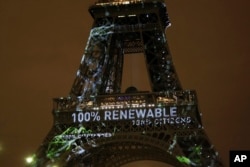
xmin=25 ymin=154 xmax=36 ymax=164
xmin=52 ymin=165 xmax=59 ymax=167
xmin=25 ymin=156 xmax=33 ymax=163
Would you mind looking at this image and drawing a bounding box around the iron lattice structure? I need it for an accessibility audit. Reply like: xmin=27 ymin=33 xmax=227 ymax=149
xmin=31 ymin=0 xmax=223 ymax=166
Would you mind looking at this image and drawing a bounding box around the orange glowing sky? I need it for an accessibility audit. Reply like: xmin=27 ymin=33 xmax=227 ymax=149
xmin=0 ymin=0 xmax=250 ymax=167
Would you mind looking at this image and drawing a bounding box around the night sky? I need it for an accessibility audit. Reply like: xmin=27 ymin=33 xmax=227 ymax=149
xmin=1 ymin=0 xmax=250 ymax=167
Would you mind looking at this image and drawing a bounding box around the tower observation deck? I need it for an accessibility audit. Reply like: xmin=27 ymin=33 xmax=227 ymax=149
xmin=29 ymin=0 xmax=223 ymax=166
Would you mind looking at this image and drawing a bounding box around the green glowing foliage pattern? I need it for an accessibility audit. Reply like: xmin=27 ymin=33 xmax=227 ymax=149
xmin=176 ymin=145 xmax=202 ymax=166
xmin=46 ymin=126 xmax=92 ymax=160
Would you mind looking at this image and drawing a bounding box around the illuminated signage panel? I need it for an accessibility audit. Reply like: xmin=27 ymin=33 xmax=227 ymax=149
xmin=56 ymin=106 xmax=194 ymax=125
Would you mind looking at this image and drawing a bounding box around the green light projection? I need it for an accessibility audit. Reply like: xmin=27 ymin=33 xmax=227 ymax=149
xmin=46 ymin=126 xmax=92 ymax=160
xmin=176 ymin=145 xmax=202 ymax=166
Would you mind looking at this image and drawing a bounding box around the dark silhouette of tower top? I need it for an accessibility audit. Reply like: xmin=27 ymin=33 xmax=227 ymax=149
xmin=29 ymin=1 xmax=223 ymax=167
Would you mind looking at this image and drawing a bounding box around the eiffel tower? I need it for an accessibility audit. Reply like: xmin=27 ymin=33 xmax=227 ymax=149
xmin=29 ymin=0 xmax=223 ymax=166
